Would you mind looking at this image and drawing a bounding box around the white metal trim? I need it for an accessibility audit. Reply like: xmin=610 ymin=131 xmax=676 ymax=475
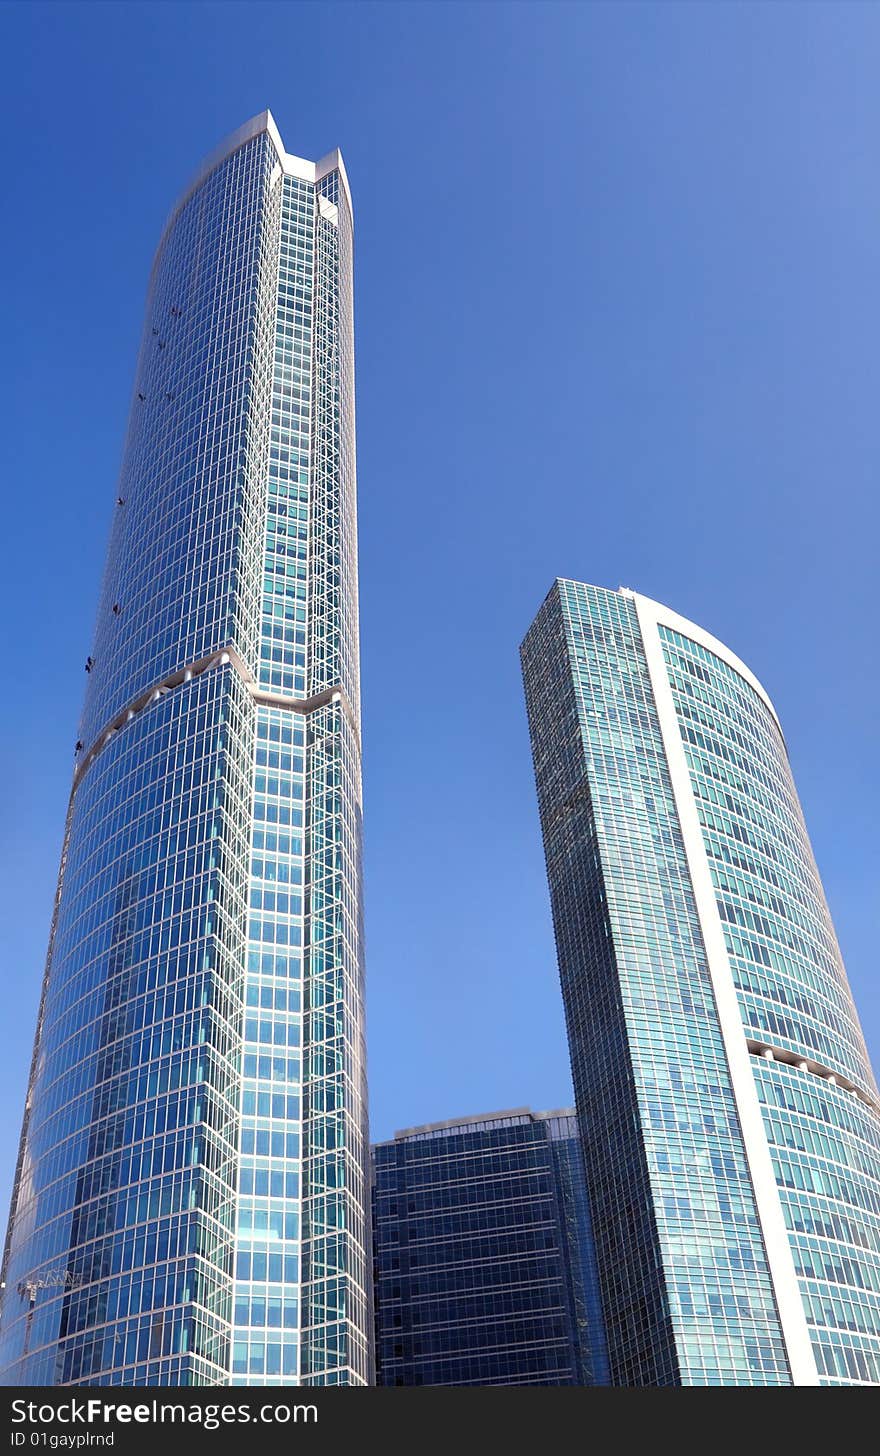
xmin=620 ymin=587 xmax=783 ymax=738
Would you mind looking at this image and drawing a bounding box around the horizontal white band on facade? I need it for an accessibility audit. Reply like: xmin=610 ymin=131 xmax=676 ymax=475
xmin=746 ymin=1039 xmax=880 ymax=1118
xmin=73 ymin=645 xmax=358 ymax=796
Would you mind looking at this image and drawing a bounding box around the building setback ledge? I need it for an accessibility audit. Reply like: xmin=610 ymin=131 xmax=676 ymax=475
xmin=73 ymin=645 xmax=359 ymax=797
xmin=747 ymin=1039 xmax=880 ymax=1118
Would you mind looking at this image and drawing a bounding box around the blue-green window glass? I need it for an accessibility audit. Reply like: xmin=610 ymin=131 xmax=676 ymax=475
xmin=661 ymin=626 xmax=880 ymax=1386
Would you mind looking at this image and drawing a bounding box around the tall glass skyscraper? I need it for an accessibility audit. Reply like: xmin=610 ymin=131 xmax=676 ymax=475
xmin=0 ymin=112 xmax=371 ymax=1387
xmin=521 ymin=581 xmax=880 ymax=1386
xmin=372 ymin=1109 xmax=608 ymax=1386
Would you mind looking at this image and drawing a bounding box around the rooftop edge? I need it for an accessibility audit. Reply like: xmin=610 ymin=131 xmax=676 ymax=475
xmin=523 ymin=579 xmax=784 ymax=741
xmin=374 ymin=1107 xmax=577 ymax=1146
xmin=151 ymin=109 xmax=352 ymax=276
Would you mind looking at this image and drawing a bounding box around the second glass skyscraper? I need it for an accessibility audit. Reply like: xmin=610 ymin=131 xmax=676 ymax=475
xmin=521 ymin=580 xmax=880 ymax=1386
xmin=0 ymin=113 xmax=371 ymax=1386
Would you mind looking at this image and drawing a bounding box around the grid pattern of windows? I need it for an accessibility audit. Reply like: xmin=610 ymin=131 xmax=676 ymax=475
xmin=298 ymin=170 xmax=370 ymax=1388
xmin=0 ymin=116 xmax=370 ymax=1386
xmin=521 ymin=581 xmax=790 ymax=1385
xmin=661 ymin=626 xmax=880 ymax=1385
xmin=259 ymin=177 xmax=312 ymax=699
xmin=229 ymin=165 xmax=311 ymax=1389
xmin=231 ymin=707 xmax=305 ymax=1384
xmin=0 ymin=668 xmax=253 ymax=1385
xmin=80 ymin=138 xmax=272 ymax=751
xmin=373 ymin=1111 xmax=608 ymax=1386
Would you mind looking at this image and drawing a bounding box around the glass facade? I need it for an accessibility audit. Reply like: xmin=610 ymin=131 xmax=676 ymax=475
xmin=659 ymin=623 xmax=880 ymax=1385
xmin=0 ymin=112 xmax=371 ymax=1387
xmin=372 ymin=1109 xmax=608 ymax=1386
xmin=520 ymin=580 xmax=880 ymax=1386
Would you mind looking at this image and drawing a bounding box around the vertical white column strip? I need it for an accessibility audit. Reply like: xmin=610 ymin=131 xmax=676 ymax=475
xmin=631 ymin=592 xmax=819 ymax=1386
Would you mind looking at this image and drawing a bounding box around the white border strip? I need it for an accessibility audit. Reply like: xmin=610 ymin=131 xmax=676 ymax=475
xmin=632 ymin=591 xmax=819 ymax=1386
xmin=623 ymin=589 xmax=784 ymax=739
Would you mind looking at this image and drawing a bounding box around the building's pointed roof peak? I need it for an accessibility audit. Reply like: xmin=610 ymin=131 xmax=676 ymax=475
xmin=153 ymin=112 xmax=351 ymax=272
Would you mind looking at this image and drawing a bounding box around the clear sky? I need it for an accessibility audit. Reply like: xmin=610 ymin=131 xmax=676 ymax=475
xmin=0 ymin=0 xmax=877 ymax=1217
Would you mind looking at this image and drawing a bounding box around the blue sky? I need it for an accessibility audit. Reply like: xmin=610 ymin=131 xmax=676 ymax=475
xmin=0 ymin=0 xmax=878 ymax=1215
